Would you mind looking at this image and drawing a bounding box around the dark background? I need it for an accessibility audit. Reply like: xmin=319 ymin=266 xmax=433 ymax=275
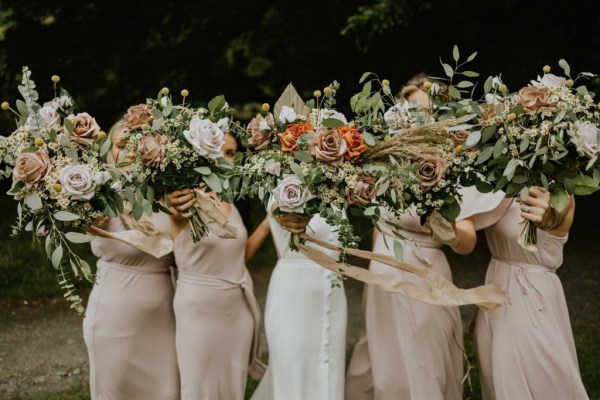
xmin=0 ymin=1 xmax=599 ymax=399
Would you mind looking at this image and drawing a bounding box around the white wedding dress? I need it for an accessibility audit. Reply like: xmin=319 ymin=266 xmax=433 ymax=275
xmin=251 ymin=203 xmax=348 ymax=400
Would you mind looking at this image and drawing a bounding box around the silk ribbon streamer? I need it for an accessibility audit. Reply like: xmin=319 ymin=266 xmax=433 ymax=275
xmin=88 ymin=225 xmax=174 ymax=258
xmin=193 ymin=189 xmax=237 ymax=239
xmin=294 ymin=233 xmax=510 ymax=310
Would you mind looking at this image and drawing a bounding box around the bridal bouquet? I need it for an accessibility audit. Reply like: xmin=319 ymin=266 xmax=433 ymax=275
xmin=0 ymin=67 xmax=126 ymax=313
xmin=123 ymin=90 xmax=237 ymax=242
xmin=235 ymin=83 xmax=395 ymax=249
xmin=467 ymin=60 xmax=599 ymax=248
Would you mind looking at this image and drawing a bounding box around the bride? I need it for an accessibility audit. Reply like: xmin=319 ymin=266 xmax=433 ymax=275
xmin=251 ymin=202 xmax=347 ymax=400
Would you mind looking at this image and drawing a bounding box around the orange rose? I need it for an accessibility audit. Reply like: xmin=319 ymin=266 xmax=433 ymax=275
xmin=338 ymin=125 xmax=368 ymax=162
xmin=278 ymin=122 xmax=313 ymax=152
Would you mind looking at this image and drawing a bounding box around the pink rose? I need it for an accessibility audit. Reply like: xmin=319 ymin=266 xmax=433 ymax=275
xmin=308 ymin=128 xmax=347 ymax=166
xmin=65 ymin=113 xmax=101 ymax=145
xmin=417 ymin=158 xmax=448 ymax=188
xmin=347 ymin=174 xmax=377 ymax=206
xmin=247 ymin=113 xmax=276 ymax=150
xmin=138 ymin=133 xmax=168 ymax=166
xmin=13 ymin=150 xmax=52 ymax=187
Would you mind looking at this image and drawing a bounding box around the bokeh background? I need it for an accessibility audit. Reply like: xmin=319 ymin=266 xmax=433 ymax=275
xmin=1 ymin=1 xmax=599 ymax=399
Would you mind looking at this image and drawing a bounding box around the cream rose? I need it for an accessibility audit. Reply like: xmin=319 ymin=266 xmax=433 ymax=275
xmin=59 ymin=164 xmax=97 ymax=200
xmin=183 ymin=117 xmax=225 ymax=159
xmin=538 ymin=74 xmax=567 ymax=88
xmin=138 ymin=133 xmax=168 ymax=166
xmin=347 ymin=174 xmax=377 ymax=206
xmin=279 ymin=106 xmax=297 ymax=124
xmin=417 ymin=158 xmax=448 ymax=189
xmin=247 ymin=113 xmax=275 ymax=150
xmin=125 ymin=104 xmax=154 ymax=130
xmin=65 ymin=113 xmax=101 ymax=145
xmin=12 ymin=150 xmax=52 ymax=187
xmin=308 ymin=128 xmax=347 ymax=166
xmin=517 ymin=86 xmax=556 ymax=113
xmin=29 ymin=106 xmax=60 ymax=129
xmin=272 ymin=175 xmax=315 ymax=213
xmin=572 ymin=121 xmax=599 ymax=158
xmin=266 ymin=160 xmax=281 ymax=176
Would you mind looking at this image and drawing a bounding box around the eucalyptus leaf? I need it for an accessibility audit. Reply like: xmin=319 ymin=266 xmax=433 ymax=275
xmin=294 ymin=151 xmax=314 ymax=163
xmin=465 ymin=130 xmax=481 ymax=147
xmin=24 ymin=193 xmax=43 ymax=210
xmin=204 ymin=173 xmax=222 ymax=193
xmin=558 ymin=59 xmax=571 ymax=77
xmin=194 ymin=166 xmax=212 ymax=175
xmin=63 ymin=118 xmax=74 ymax=133
xmin=51 ymin=245 xmax=63 ymax=268
xmin=65 ymin=232 xmax=93 ymax=243
xmin=321 ymin=118 xmax=345 ymax=128
xmin=452 ymin=45 xmax=460 ymax=62
xmin=393 ymin=240 xmax=404 ymax=261
xmin=53 ymin=211 xmax=80 ymax=221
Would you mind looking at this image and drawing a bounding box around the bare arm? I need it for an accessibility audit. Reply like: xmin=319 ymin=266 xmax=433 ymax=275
xmin=245 ymin=218 xmax=271 ymax=262
xmin=450 ymin=217 xmax=477 ymax=255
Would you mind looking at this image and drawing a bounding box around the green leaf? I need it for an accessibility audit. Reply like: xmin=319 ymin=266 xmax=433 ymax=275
xmin=462 ymin=71 xmax=480 ymax=78
xmin=132 ymin=201 xmax=144 ymax=220
xmin=476 ymin=147 xmax=494 ymax=164
xmin=503 ymin=159 xmax=518 ymax=177
xmin=45 ymin=232 xmax=53 ymax=257
xmin=457 ymin=81 xmax=474 ymax=88
xmin=321 ymin=118 xmax=345 ymax=128
xmin=467 ymin=52 xmax=478 ymax=62
xmin=53 ymin=211 xmax=80 ymax=221
xmin=440 ymin=201 xmax=461 ymax=221
xmin=79 ymin=259 xmax=93 ymax=281
xmin=65 ymin=232 xmax=93 ymax=243
xmin=163 ymin=104 xmax=173 ymax=117
xmin=99 ymin=138 xmax=112 ymax=157
xmin=51 ymin=245 xmax=63 ymax=269
xmin=16 ymin=99 xmax=29 ymax=116
xmin=519 ymin=186 xmax=529 ymax=200
xmin=60 ymin=134 xmax=71 ymax=147
xmin=442 ymin=63 xmax=454 ymax=78
xmin=24 ymin=193 xmax=43 ymax=210
xmin=63 ymin=118 xmax=74 ymax=133
xmin=475 ymin=180 xmax=493 ymax=193
xmin=204 ymin=173 xmax=222 ymax=193
xmin=465 ymin=130 xmax=481 ymax=147
xmin=364 ymin=206 xmax=377 ymax=216
xmin=453 ymin=45 xmax=460 ymax=62
xmin=393 ymin=240 xmax=404 ymax=260
xmin=362 ymin=131 xmax=375 ymax=146
xmin=558 ymin=59 xmax=571 ymax=77
xmin=573 ymin=173 xmax=599 ymax=195
xmin=550 ymin=188 xmax=569 ymax=211
xmin=483 ymin=76 xmax=493 ymax=93
xmin=208 ymin=95 xmax=226 ymax=114
xmin=359 ymin=72 xmax=373 ymax=84
xmin=448 ymin=86 xmax=461 ymax=100
xmin=65 ymin=147 xmax=78 ymax=162
xmin=294 ymin=151 xmax=314 ymax=163
xmin=194 ymin=166 xmax=212 ymax=175
xmin=482 ymin=125 xmax=497 ymax=143
xmin=512 ymin=175 xmax=528 ymax=184
xmin=493 ymin=139 xmax=505 ymax=159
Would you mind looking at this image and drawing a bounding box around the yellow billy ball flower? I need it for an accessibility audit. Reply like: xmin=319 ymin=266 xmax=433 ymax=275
xmin=161 ymin=87 xmax=170 ymax=95
xmin=96 ymin=131 xmax=107 ymax=140
xmin=1 ymin=101 xmax=9 ymax=110
xmin=543 ymin=65 xmax=551 ymax=74
xmin=284 ymin=133 xmax=294 ymax=143
xmin=51 ymin=75 xmax=60 ymax=83
xmin=455 ymin=145 xmax=463 ymax=153
xmin=181 ymin=89 xmax=189 ymax=98
xmin=507 ymin=112 xmax=517 ymax=121
xmin=382 ymin=79 xmax=390 ymax=86
xmin=498 ymin=84 xmax=508 ymax=93
xmin=313 ymin=90 xmax=322 ymax=98
xmin=34 ymin=137 xmax=44 ymax=147
xmin=53 ymin=183 xmax=62 ymax=192
xmin=566 ymin=79 xmax=574 ymax=88
xmin=323 ymin=87 xmax=333 ymax=96
xmin=261 ymin=103 xmax=270 ymax=112
xmin=423 ymin=81 xmax=433 ymax=90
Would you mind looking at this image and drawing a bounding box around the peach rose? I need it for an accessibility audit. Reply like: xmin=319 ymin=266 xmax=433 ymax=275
xmin=416 ymin=158 xmax=448 ymax=189
xmin=247 ymin=113 xmax=276 ymax=150
xmin=308 ymin=128 xmax=347 ymax=166
xmin=517 ymin=86 xmax=557 ymax=113
xmin=338 ymin=125 xmax=368 ymax=162
xmin=13 ymin=150 xmax=52 ymax=187
xmin=125 ymin=104 xmax=154 ymax=130
xmin=347 ymin=174 xmax=377 ymax=206
xmin=278 ymin=122 xmax=313 ymax=153
xmin=138 ymin=133 xmax=168 ymax=166
xmin=449 ymin=130 xmax=469 ymax=147
xmin=65 ymin=113 xmax=101 ymax=145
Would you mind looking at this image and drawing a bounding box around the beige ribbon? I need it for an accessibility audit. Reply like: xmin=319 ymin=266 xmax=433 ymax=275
xmin=193 ymin=189 xmax=237 ymax=239
xmin=88 ymin=225 xmax=174 ymax=258
xmin=294 ymin=233 xmax=510 ymax=310
xmin=425 ymin=211 xmax=459 ymax=247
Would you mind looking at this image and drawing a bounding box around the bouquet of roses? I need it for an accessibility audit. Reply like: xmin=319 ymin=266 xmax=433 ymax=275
xmin=0 ymin=67 xmax=127 ymax=313
xmin=123 ymin=90 xmax=237 ymax=242
xmin=234 ymin=82 xmax=398 ymax=250
xmin=466 ymin=60 xmax=599 ymax=249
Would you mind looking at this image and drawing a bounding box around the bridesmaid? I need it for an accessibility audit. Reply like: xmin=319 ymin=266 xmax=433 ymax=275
xmin=464 ymin=188 xmax=589 ymax=399
xmin=345 ymin=75 xmax=475 ymax=400
xmin=250 ymin=205 xmax=348 ymax=399
xmin=168 ymin=133 xmax=270 ymax=400
xmin=83 ymin=119 xmax=180 ymax=400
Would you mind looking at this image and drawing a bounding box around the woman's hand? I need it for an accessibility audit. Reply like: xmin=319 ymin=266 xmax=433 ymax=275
xmin=517 ymin=187 xmax=557 ymax=230
xmin=167 ymin=189 xmax=195 ymax=220
xmin=277 ymin=212 xmax=312 ymax=234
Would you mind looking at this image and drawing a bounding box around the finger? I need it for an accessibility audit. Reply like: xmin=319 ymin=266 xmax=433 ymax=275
xmin=521 ymin=210 xmax=543 ymax=223
xmin=528 ymin=186 xmax=549 ymax=199
xmin=521 ymin=196 xmax=549 ymax=210
xmin=176 ymin=199 xmax=196 ymax=212
xmin=181 ymin=211 xmax=192 ymax=219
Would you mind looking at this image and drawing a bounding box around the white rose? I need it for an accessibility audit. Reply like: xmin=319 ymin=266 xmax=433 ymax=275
xmin=266 ymin=160 xmax=281 ymax=176
xmin=110 ymin=180 xmax=123 ymax=192
xmin=429 ymin=82 xmax=441 ymax=96
xmin=160 ymin=96 xmax=168 ymax=107
xmin=93 ymin=171 xmax=111 ymax=186
xmin=319 ymin=109 xmax=347 ymax=124
xmin=384 ymin=102 xmax=410 ymax=126
xmin=259 ymin=120 xmax=271 ymax=131
xmin=571 ymin=121 xmax=599 ymax=158
xmin=59 ymin=165 xmax=97 ymax=201
xmin=279 ymin=106 xmax=297 ymax=124
xmin=272 ymin=175 xmax=315 ymax=213
xmin=485 ymin=93 xmax=501 ymax=105
xmin=51 ymin=95 xmax=73 ymax=110
xmin=538 ymin=73 xmax=567 ymax=88
xmin=38 ymin=106 xmax=61 ymax=128
xmin=183 ymin=117 xmax=225 ymax=159
xmin=216 ymin=117 xmax=230 ymax=133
